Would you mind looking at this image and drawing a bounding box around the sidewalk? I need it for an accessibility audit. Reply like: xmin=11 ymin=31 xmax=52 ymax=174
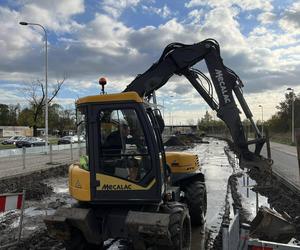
xmin=268 ymin=141 xmax=300 ymax=192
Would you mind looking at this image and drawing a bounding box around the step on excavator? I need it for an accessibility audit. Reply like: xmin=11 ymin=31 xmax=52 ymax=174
xmin=44 ymin=39 xmax=272 ymax=249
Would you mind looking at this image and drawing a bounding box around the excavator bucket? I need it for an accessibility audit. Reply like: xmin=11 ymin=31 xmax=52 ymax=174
xmin=250 ymin=206 xmax=296 ymax=243
xmin=240 ymin=156 xmax=273 ymax=174
xmin=240 ymin=129 xmax=273 ymax=174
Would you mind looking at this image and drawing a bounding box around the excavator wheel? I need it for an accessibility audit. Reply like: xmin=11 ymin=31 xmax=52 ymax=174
xmin=157 ymin=208 xmax=191 ymax=250
xmin=184 ymin=180 xmax=207 ymax=226
xmin=64 ymin=228 xmax=103 ymax=250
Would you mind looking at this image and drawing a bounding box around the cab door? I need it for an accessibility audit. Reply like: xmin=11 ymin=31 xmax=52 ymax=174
xmin=88 ymin=102 xmax=163 ymax=204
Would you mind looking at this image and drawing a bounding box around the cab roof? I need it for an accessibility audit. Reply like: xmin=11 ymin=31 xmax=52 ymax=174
xmin=76 ymin=91 xmax=143 ymax=105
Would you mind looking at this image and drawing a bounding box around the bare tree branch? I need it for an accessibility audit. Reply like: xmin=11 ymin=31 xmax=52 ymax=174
xmin=21 ymin=74 xmax=67 ymax=136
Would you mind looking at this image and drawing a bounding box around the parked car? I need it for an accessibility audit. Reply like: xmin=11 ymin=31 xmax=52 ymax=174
xmin=57 ymin=135 xmax=85 ymax=145
xmin=15 ymin=137 xmax=46 ymax=148
xmin=1 ymin=136 xmax=27 ymax=145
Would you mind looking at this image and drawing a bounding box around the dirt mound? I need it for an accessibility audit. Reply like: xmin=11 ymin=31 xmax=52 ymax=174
xmin=23 ymin=182 xmax=53 ymax=200
xmin=164 ymin=136 xmax=187 ymax=146
xmin=14 ymin=229 xmax=64 ymax=250
xmin=0 ymin=164 xmax=68 ymax=200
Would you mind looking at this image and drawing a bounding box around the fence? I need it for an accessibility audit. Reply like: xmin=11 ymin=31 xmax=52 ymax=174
xmin=222 ymin=210 xmax=240 ymax=250
xmin=0 ymin=142 xmax=85 ymax=178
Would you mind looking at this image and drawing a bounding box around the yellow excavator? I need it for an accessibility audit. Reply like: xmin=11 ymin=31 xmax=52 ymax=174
xmin=45 ymin=39 xmax=270 ymax=249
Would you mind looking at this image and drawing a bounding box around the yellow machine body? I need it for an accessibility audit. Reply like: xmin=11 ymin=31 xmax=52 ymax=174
xmin=165 ymin=152 xmax=200 ymax=174
xmin=70 ymin=151 xmax=201 ymax=202
xmin=69 ymin=164 xmax=91 ymax=201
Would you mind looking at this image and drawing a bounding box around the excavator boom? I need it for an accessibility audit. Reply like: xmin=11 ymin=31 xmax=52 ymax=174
xmin=124 ymin=39 xmax=266 ymax=159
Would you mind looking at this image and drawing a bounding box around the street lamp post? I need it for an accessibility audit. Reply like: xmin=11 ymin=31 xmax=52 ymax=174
xmin=287 ymin=88 xmax=295 ymax=144
xmin=258 ymin=105 xmax=264 ymax=136
xmin=20 ymin=22 xmax=48 ymax=151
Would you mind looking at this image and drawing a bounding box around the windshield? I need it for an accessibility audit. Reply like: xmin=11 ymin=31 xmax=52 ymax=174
xmin=99 ymin=108 xmax=151 ymax=182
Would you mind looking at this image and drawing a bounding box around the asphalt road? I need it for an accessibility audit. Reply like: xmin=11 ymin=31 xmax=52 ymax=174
xmin=261 ymin=141 xmax=300 ymax=189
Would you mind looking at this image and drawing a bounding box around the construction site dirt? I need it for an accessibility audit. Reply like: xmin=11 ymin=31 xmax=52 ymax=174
xmin=0 ymin=137 xmax=300 ymax=249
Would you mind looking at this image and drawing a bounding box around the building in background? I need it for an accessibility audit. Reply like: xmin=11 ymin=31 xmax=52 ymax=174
xmin=0 ymin=126 xmax=33 ymax=137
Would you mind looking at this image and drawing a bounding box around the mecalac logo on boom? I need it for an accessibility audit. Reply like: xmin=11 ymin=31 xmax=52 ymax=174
xmin=215 ymin=69 xmax=231 ymax=104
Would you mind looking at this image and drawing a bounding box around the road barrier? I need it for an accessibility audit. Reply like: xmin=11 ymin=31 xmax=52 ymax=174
xmin=222 ymin=209 xmax=300 ymax=250
xmin=222 ymin=209 xmax=240 ymax=250
xmin=0 ymin=190 xmax=26 ymax=249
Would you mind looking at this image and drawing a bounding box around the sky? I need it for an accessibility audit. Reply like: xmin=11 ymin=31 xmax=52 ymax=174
xmin=0 ymin=0 xmax=300 ymax=125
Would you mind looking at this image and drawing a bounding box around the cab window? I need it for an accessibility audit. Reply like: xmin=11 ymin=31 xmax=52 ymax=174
xmin=99 ymin=108 xmax=151 ymax=182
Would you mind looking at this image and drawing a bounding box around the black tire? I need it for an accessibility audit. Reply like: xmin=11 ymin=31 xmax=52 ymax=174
xmin=64 ymin=228 xmax=102 ymax=250
xmin=168 ymin=210 xmax=191 ymax=250
xmin=184 ymin=180 xmax=207 ymax=226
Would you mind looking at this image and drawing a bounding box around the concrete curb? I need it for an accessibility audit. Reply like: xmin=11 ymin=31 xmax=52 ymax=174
xmin=272 ymin=168 xmax=300 ymax=194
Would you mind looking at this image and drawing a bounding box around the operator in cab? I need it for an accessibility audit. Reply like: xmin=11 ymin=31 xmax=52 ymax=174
xmin=102 ymin=120 xmax=139 ymax=181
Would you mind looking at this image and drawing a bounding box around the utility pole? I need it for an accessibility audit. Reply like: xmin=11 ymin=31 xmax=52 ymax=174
xmin=287 ymin=88 xmax=295 ymax=144
xmin=258 ymin=105 xmax=264 ymax=136
xmin=20 ymin=21 xmax=48 ymax=151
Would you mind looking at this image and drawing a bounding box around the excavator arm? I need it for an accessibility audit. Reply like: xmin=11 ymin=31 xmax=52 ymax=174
xmin=124 ymin=39 xmax=266 ymax=159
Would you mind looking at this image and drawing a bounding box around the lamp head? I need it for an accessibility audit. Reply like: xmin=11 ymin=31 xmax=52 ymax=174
xmin=19 ymin=22 xmax=28 ymax=25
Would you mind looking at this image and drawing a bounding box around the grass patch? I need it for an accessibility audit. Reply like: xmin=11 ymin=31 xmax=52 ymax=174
xmin=49 ymin=138 xmax=58 ymax=145
xmin=0 ymin=143 xmax=16 ymax=150
xmin=268 ymin=133 xmax=295 ymax=146
xmin=248 ymin=132 xmax=295 ymax=146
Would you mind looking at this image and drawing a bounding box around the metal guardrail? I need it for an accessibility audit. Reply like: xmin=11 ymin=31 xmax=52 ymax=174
xmin=0 ymin=142 xmax=85 ymax=178
xmin=0 ymin=142 xmax=85 ymax=158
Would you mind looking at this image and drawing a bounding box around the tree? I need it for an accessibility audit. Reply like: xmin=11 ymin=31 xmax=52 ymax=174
xmin=0 ymin=104 xmax=9 ymax=125
xmin=267 ymin=92 xmax=300 ymax=133
xmin=23 ymin=75 xmax=66 ymax=136
xmin=0 ymin=104 xmax=20 ymax=126
xmin=197 ymin=111 xmax=228 ymax=135
xmin=18 ymin=108 xmax=35 ymax=126
xmin=48 ymin=104 xmax=75 ymax=135
xmin=57 ymin=108 xmax=76 ymax=136
xmin=48 ymin=103 xmax=61 ymax=133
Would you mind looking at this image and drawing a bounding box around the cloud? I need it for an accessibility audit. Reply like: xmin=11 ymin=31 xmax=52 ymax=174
xmin=185 ymin=9 xmax=204 ymax=25
xmin=257 ymin=12 xmax=276 ymax=24
xmin=1 ymin=0 xmax=300 ymax=122
xmin=279 ymin=2 xmax=300 ymax=35
xmin=19 ymin=0 xmax=84 ymax=32
xmin=185 ymin=0 xmax=273 ymax=11
xmin=141 ymin=4 xmax=172 ymax=19
xmin=101 ymin=0 xmax=140 ymax=18
xmin=0 ymin=87 xmax=26 ymax=105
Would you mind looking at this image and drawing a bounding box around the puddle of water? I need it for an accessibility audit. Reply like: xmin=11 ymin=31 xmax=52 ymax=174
xmin=44 ymin=176 xmax=69 ymax=193
xmin=187 ymin=138 xmax=233 ymax=242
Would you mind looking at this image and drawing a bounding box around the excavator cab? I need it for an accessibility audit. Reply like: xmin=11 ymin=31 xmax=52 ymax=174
xmin=71 ymin=92 xmax=165 ymax=203
xmin=46 ymin=91 xmax=205 ymax=249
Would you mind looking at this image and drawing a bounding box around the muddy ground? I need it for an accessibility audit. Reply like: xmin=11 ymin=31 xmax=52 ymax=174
xmin=0 ymin=136 xmax=300 ymax=249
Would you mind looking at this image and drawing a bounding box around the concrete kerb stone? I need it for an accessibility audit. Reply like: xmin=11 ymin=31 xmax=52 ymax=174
xmin=272 ymin=169 xmax=300 ymax=195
